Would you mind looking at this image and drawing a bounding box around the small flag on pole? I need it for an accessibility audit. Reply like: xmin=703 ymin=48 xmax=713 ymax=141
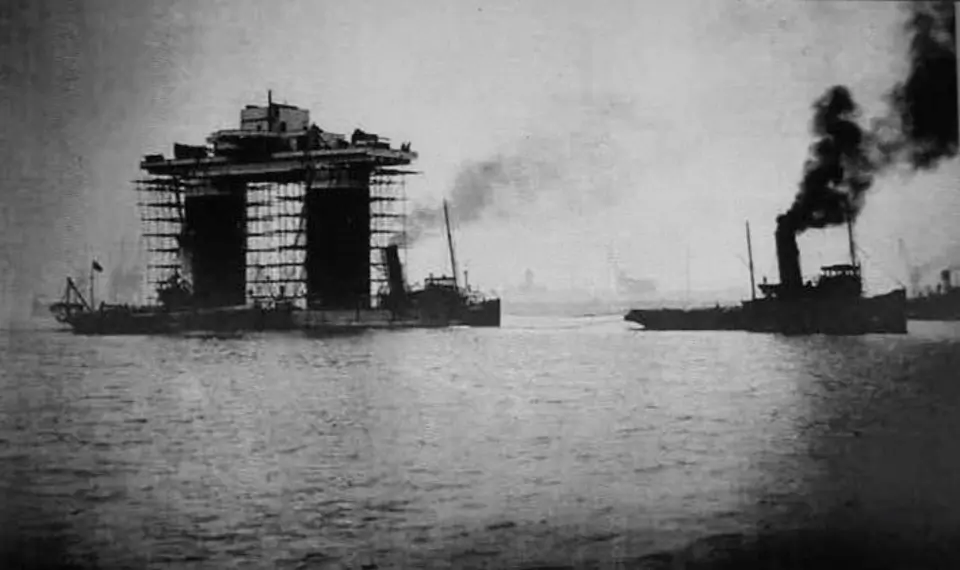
xmin=92 ymin=260 xmax=103 ymax=273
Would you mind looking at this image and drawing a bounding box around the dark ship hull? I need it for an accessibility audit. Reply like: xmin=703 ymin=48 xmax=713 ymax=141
xmin=625 ymin=290 xmax=907 ymax=336
xmin=57 ymin=266 xmax=501 ymax=337
xmin=740 ymin=289 xmax=907 ymax=334
xmin=624 ymin=291 xmax=907 ymax=335
xmin=462 ymin=298 xmax=501 ymax=327
xmin=53 ymin=244 xmax=503 ymax=337
xmin=59 ymin=282 xmax=502 ymax=337
xmin=60 ymin=302 xmax=501 ymax=336
xmin=63 ymin=305 xmax=293 ymax=335
xmin=624 ymin=306 xmax=742 ymax=331
xmin=60 ymin=250 xmax=503 ymax=335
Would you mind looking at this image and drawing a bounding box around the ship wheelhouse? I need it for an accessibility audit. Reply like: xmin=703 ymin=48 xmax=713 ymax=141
xmin=757 ymin=264 xmax=864 ymax=301
xmin=814 ymin=263 xmax=863 ymax=298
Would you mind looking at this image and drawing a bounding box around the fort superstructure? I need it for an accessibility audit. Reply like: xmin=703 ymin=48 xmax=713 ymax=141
xmin=52 ymin=94 xmax=500 ymax=334
xmin=137 ymin=92 xmax=416 ymax=312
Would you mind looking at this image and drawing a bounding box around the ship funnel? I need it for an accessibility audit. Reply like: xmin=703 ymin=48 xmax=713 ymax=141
xmin=775 ymin=222 xmax=803 ymax=292
xmin=941 ymin=269 xmax=952 ymax=291
xmin=383 ymin=244 xmax=407 ymax=306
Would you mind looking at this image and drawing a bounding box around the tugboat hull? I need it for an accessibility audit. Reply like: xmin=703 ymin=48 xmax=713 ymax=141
xmin=740 ymin=289 xmax=907 ymax=335
xmin=626 ymin=220 xmax=908 ymax=336
xmin=625 ymin=290 xmax=907 ymax=335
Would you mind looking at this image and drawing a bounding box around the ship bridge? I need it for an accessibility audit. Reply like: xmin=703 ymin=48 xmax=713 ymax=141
xmin=814 ymin=263 xmax=862 ymax=298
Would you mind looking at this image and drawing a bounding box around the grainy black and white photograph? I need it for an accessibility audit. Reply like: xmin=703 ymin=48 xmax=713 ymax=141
xmin=2 ymin=0 xmax=960 ymax=567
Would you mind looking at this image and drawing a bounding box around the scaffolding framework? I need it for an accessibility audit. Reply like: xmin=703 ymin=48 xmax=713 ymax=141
xmin=369 ymin=169 xmax=408 ymax=306
xmin=245 ymin=181 xmax=309 ymax=305
xmin=135 ymin=161 xmax=414 ymax=308
xmin=136 ymin=176 xmax=186 ymax=305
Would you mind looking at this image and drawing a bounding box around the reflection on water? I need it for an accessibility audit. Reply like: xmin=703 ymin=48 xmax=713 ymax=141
xmin=1 ymin=317 xmax=959 ymax=568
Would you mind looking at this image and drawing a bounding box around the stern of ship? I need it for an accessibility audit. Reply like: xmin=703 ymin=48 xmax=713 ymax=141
xmin=463 ymin=297 xmax=501 ymax=327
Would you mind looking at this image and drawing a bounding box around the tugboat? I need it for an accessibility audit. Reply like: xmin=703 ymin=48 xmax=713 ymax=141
xmin=741 ymin=219 xmax=907 ymax=334
xmin=378 ymin=200 xmax=501 ymax=328
xmin=625 ymin=220 xmax=907 ymax=335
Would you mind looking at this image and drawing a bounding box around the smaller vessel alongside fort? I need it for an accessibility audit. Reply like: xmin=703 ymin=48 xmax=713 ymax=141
xmin=378 ymin=201 xmax=500 ymax=328
xmin=625 ymin=220 xmax=908 ymax=335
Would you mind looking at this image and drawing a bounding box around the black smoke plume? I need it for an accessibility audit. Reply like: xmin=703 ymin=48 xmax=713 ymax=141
xmin=397 ymin=154 xmax=559 ymax=246
xmin=781 ymin=1 xmax=957 ymax=234
xmin=397 ymin=160 xmax=511 ymax=246
xmin=396 ymin=96 xmax=642 ymax=247
xmin=887 ymin=0 xmax=957 ymax=170
xmin=780 ymin=86 xmax=874 ymax=234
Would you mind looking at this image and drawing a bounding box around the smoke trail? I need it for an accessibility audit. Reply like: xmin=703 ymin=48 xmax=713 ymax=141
xmin=886 ymin=0 xmax=957 ymax=170
xmin=397 ymin=161 xmax=505 ymax=246
xmin=400 ymin=97 xmax=640 ymax=246
xmin=781 ymin=2 xmax=957 ymax=233
xmin=780 ymin=86 xmax=874 ymax=234
xmin=399 ymin=153 xmax=561 ymax=246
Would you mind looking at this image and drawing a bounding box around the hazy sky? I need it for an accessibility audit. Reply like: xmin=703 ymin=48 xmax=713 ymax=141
xmin=2 ymin=0 xmax=958 ymax=318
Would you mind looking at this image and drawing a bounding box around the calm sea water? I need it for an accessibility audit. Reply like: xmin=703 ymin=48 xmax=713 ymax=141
xmin=2 ymin=316 xmax=960 ymax=568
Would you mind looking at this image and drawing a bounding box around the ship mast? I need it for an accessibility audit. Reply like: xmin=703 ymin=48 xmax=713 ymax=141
xmin=267 ymin=89 xmax=274 ymax=131
xmin=746 ymin=220 xmax=756 ymax=301
xmin=846 ymin=215 xmax=857 ymax=268
xmin=443 ymin=199 xmax=459 ymax=289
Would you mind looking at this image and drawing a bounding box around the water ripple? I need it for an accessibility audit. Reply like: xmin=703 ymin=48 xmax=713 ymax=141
xmin=2 ymin=321 xmax=960 ymax=567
